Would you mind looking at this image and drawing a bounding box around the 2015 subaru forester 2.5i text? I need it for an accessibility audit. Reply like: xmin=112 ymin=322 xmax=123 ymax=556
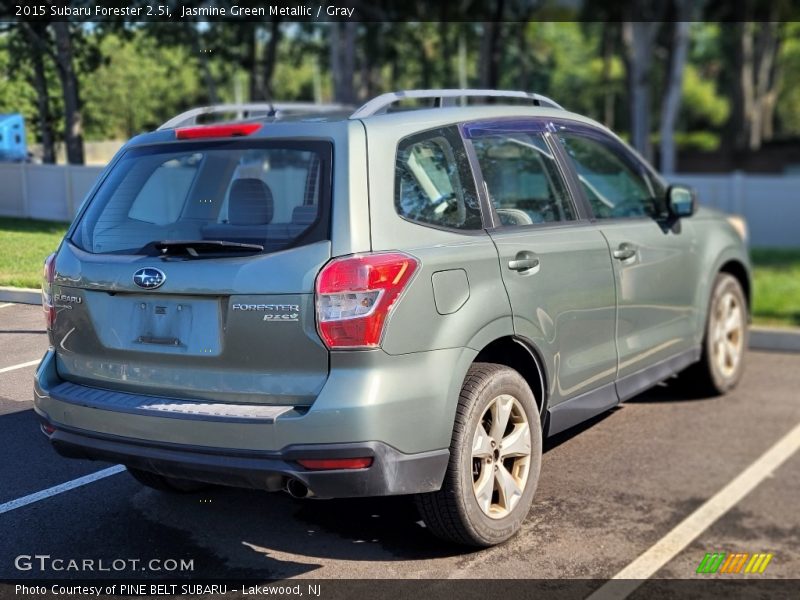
xmin=34 ymin=90 xmax=750 ymax=547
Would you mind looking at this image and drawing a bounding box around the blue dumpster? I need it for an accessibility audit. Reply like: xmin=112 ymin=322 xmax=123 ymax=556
xmin=0 ymin=114 xmax=28 ymax=162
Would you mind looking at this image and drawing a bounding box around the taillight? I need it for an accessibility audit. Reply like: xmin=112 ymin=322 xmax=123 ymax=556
xmin=175 ymin=123 xmax=261 ymax=139
xmin=315 ymin=252 xmax=419 ymax=349
xmin=297 ymin=457 xmax=373 ymax=470
xmin=42 ymin=253 xmax=56 ymax=329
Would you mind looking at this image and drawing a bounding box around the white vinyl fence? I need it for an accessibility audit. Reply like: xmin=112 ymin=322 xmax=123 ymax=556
xmin=0 ymin=163 xmax=104 ymax=222
xmin=0 ymin=163 xmax=797 ymax=247
xmin=675 ymin=173 xmax=799 ymax=248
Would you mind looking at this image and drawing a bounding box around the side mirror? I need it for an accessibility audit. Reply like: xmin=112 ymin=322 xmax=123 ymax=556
xmin=667 ymin=184 xmax=696 ymax=218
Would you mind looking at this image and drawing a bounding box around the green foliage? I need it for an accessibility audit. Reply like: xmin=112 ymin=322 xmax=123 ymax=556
xmin=272 ymin=37 xmax=320 ymax=101
xmin=0 ymin=39 xmax=33 ymax=135
xmin=3 ymin=20 xmax=800 ymax=155
xmin=81 ymin=32 xmax=203 ymax=139
xmin=517 ymin=22 xmax=615 ymax=121
xmin=672 ymin=131 xmax=721 ymax=152
xmin=777 ymin=22 xmax=800 ymax=135
xmin=680 ymin=64 xmax=730 ymax=129
xmin=0 ymin=30 xmax=62 ymax=147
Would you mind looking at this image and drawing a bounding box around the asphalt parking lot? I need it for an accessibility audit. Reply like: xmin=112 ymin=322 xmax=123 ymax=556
xmin=0 ymin=301 xmax=798 ymax=594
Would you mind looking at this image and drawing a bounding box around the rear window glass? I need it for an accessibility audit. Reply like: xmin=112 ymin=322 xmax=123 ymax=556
xmin=72 ymin=140 xmax=331 ymax=255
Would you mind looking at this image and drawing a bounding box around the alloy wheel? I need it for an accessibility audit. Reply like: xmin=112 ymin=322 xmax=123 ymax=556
xmin=711 ymin=291 xmax=744 ymax=378
xmin=471 ymin=394 xmax=532 ymax=519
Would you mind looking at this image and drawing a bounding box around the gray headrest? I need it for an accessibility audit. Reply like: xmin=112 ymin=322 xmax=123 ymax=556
xmin=228 ymin=178 xmax=273 ymax=225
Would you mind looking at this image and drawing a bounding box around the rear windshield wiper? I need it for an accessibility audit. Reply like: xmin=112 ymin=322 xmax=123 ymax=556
xmin=143 ymin=240 xmax=264 ymax=257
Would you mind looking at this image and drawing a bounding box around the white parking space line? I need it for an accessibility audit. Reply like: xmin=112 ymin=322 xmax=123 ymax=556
xmin=588 ymin=420 xmax=800 ymax=600
xmin=0 ymin=303 xmax=15 ymax=309
xmin=0 ymin=465 xmax=126 ymax=515
xmin=0 ymin=359 xmax=40 ymax=374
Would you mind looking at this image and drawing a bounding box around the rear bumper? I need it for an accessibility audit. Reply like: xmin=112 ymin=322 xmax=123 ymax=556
xmin=33 ymin=347 xmax=474 ymax=496
xmin=42 ymin=420 xmax=448 ymax=498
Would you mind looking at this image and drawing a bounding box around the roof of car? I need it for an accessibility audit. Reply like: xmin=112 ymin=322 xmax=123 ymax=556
xmin=156 ymin=89 xmax=602 ymax=129
xmin=128 ymin=90 xmax=611 ymax=150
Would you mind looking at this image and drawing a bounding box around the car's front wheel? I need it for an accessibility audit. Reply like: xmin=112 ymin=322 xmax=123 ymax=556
xmin=688 ymin=273 xmax=749 ymax=395
xmin=415 ymin=363 xmax=542 ymax=547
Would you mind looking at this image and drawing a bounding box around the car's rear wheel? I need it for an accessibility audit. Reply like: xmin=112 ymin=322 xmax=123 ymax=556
xmin=687 ymin=273 xmax=748 ymax=395
xmin=127 ymin=467 xmax=209 ymax=493
xmin=415 ymin=363 xmax=542 ymax=547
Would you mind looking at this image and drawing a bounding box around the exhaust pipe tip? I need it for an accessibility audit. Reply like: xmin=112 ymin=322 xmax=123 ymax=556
xmin=285 ymin=478 xmax=312 ymax=499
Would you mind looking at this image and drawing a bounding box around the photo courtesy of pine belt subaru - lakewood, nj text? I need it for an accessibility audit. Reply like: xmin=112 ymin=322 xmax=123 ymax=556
xmin=34 ymin=90 xmax=751 ymax=547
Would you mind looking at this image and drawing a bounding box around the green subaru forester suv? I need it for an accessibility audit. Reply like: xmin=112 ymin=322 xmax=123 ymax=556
xmin=34 ymin=90 xmax=750 ymax=546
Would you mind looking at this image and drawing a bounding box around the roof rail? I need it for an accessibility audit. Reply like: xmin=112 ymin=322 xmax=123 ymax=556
xmin=349 ymin=89 xmax=563 ymax=119
xmin=158 ymin=102 xmax=349 ymax=130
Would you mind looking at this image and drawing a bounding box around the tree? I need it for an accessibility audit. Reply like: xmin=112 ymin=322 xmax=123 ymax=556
xmin=263 ymin=19 xmax=282 ymax=100
xmin=621 ymin=20 xmax=661 ymax=161
xmin=713 ymin=0 xmax=784 ymax=152
xmin=81 ymin=32 xmax=203 ymax=139
xmin=750 ymin=21 xmax=781 ymax=147
xmin=730 ymin=21 xmax=782 ymax=151
xmin=190 ymin=25 xmax=219 ymax=104
xmin=5 ymin=23 xmax=57 ymax=162
xmin=236 ymin=20 xmax=282 ymax=102
xmin=600 ymin=23 xmax=619 ymax=129
xmin=776 ymin=22 xmax=800 ymax=135
xmin=479 ymin=1 xmax=506 ymax=90
xmin=659 ymin=1 xmax=695 ymax=174
xmin=51 ymin=22 xmax=84 ymax=164
xmin=329 ymin=22 xmax=357 ymax=104
xmin=141 ymin=20 xmax=222 ymax=105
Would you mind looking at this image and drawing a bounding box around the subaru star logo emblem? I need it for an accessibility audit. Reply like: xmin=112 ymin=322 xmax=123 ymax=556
xmin=133 ymin=267 xmax=166 ymax=290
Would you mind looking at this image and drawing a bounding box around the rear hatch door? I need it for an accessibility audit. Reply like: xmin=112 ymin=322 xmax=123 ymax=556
xmin=50 ymin=136 xmax=332 ymax=406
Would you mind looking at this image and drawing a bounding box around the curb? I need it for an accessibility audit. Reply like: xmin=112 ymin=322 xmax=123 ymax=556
xmin=750 ymin=326 xmax=800 ymax=353
xmin=1 ymin=288 xmax=798 ymax=353
xmin=0 ymin=286 xmax=40 ymax=305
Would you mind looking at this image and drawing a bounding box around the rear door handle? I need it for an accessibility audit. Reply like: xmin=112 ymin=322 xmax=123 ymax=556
xmin=508 ymin=251 xmax=540 ymax=273
xmin=613 ymin=244 xmax=637 ymax=261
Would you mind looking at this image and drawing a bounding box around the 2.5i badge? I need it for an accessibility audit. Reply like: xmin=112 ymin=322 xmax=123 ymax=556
xmin=232 ymin=303 xmax=300 ymax=322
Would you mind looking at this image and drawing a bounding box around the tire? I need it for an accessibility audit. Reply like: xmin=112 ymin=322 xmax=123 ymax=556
xmin=685 ymin=273 xmax=749 ymax=395
xmin=127 ymin=467 xmax=209 ymax=493
xmin=415 ymin=363 xmax=542 ymax=547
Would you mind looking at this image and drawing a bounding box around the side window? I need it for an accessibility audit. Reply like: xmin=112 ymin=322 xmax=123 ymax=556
xmin=395 ymin=126 xmax=482 ymax=230
xmin=558 ymin=133 xmax=667 ymax=220
xmin=472 ymin=132 xmax=575 ymax=226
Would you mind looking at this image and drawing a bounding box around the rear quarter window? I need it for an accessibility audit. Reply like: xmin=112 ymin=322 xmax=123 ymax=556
xmin=394 ymin=126 xmax=482 ymax=231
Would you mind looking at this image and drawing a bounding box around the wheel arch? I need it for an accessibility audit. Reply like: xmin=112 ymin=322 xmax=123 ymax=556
xmin=692 ymin=252 xmax=752 ymax=351
xmin=473 ymin=335 xmax=548 ymax=422
xmin=718 ymin=259 xmax=752 ymax=316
